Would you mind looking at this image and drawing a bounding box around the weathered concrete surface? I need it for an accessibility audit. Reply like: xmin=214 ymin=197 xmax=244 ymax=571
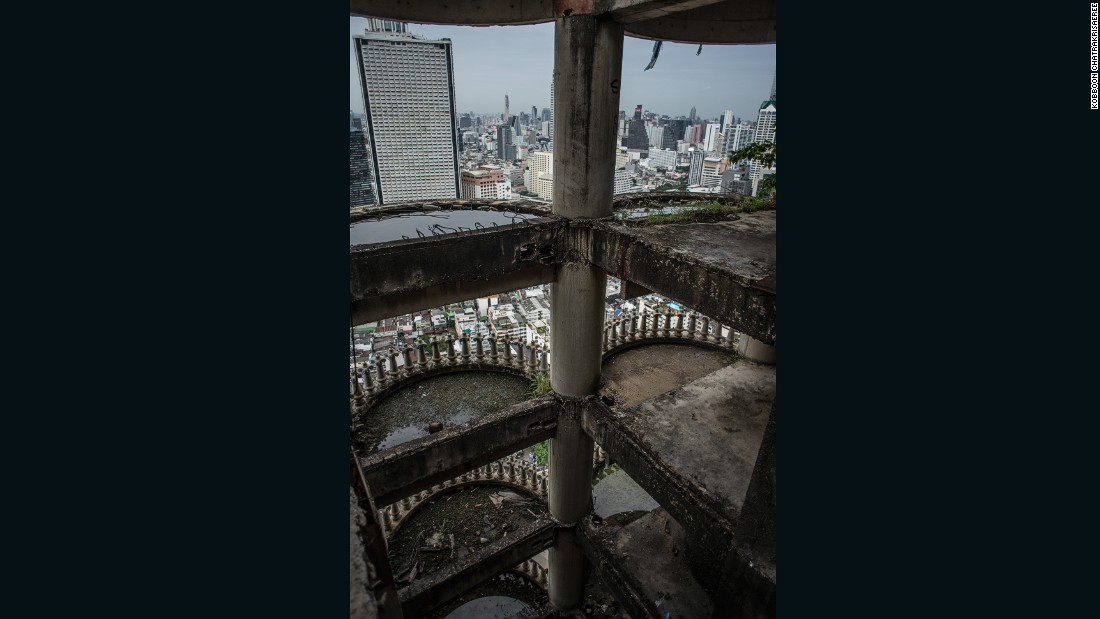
xmin=351 ymin=0 xmax=776 ymax=45
xmin=581 ymin=397 xmax=734 ymax=591
xmin=359 ymin=396 xmax=559 ymax=507
xmin=601 ymin=343 xmax=734 ymax=408
xmin=581 ymin=509 xmax=714 ymax=619
xmin=590 ymin=210 xmax=776 ymax=344
xmin=737 ymin=334 xmax=776 ymax=364
xmin=714 ymin=406 xmax=776 ymax=619
xmin=628 ymin=361 xmax=775 ymax=520
xmin=351 ymin=219 xmax=562 ymax=326
xmin=351 ymin=489 xmax=381 ymax=619
xmin=549 ymin=401 xmax=596 ymax=523
xmin=398 ymin=518 xmax=556 ymax=618
xmin=621 ymin=0 xmax=776 ymax=44
xmin=349 ymin=199 xmax=550 ymax=226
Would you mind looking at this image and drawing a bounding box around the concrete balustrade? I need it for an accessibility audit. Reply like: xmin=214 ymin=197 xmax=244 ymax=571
xmin=374 ymin=446 xmax=609 ymax=542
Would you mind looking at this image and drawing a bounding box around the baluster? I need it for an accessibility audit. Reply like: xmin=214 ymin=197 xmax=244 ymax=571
xmin=475 ymin=335 xmax=484 ymax=362
xmin=527 ymin=345 xmax=536 ymax=376
xmin=540 ymin=344 xmax=549 ymax=374
xmin=458 ymin=333 xmax=469 ymax=363
xmin=662 ymin=311 xmax=672 ymax=337
xmin=629 ymin=312 xmax=639 ymax=341
xmin=362 ymin=365 xmax=375 ymax=393
xmin=431 ymin=336 xmax=441 ymax=365
xmin=675 ymin=313 xmax=685 ymax=338
xmin=700 ymin=316 xmax=710 ymax=344
xmin=388 ymin=351 xmax=399 ymax=377
xmin=489 ymin=337 xmax=499 ymax=364
xmin=687 ymin=312 xmax=697 ymax=340
xmin=401 ymin=346 xmax=413 ymax=377
xmin=620 ymin=316 xmax=629 ymax=342
xmin=503 ymin=335 xmax=512 ymax=366
xmin=417 ymin=341 xmax=428 ymax=371
xmin=446 ymin=334 xmax=457 ymax=364
xmin=602 ymin=322 xmax=610 ymax=351
xmin=375 ymin=358 xmax=387 ymax=387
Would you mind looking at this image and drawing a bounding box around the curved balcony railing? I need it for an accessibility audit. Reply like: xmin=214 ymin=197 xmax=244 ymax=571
xmin=378 ymin=446 xmax=609 ymax=541
xmin=602 ymin=309 xmax=739 ymax=360
xmin=350 ymin=311 xmax=741 ymax=413
xmin=351 ymin=333 xmax=550 ymax=412
xmin=511 ymin=557 xmax=548 ymax=592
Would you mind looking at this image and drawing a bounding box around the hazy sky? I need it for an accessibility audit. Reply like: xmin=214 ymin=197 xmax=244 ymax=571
xmin=350 ymin=18 xmax=775 ymax=122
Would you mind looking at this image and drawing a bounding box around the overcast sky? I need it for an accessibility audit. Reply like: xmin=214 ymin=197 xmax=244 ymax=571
xmin=350 ymin=18 xmax=775 ymax=123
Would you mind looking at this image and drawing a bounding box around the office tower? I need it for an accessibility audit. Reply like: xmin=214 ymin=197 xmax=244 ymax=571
xmin=459 ymin=114 xmax=472 ymax=129
xmin=354 ymin=23 xmax=459 ymax=204
xmin=770 ymin=72 xmax=776 ymax=100
xmin=689 ymin=105 xmax=696 ymax=122
xmin=549 ymin=80 xmax=554 ymax=152
xmin=349 ymin=128 xmax=376 ymax=207
xmin=688 ymin=148 xmax=705 ymax=185
xmin=634 ymin=104 xmax=642 ymax=120
xmin=504 ymin=95 xmax=510 ymax=121
xmin=532 ymin=106 xmax=538 ymax=120
xmin=497 ymin=124 xmax=515 ymax=161
xmin=542 ymin=108 xmax=551 ymax=122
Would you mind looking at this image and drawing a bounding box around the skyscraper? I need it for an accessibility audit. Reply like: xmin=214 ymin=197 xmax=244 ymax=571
xmin=703 ymin=123 xmax=721 ymax=152
xmin=749 ymin=97 xmax=776 ymax=196
xmin=688 ymin=148 xmax=705 ymax=186
xmin=497 ymin=124 xmax=515 ymax=161
xmin=349 ymin=128 xmax=376 ymax=207
xmin=689 ymin=106 xmax=697 ymax=122
xmin=634 ymin=104 xmax=643 ymax=120
xmin=354 ymin=22 xmax=459 ymax=204
xmin=548 ymin=80 xmax=554 ymax=152
xmin=504 ymin=95 xmax=510 ymax=121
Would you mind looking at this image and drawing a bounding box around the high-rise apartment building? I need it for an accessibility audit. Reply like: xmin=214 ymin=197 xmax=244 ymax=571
xmin=349 ymin=128 xmax=376 ymax=207
xmin=460 ymin=167 xmax=512 ymax=200
xmin=354 ymin=23 xmax=460 ymax=204
xmin=703 ymin=123 xmax=722 ymax=152
xmin=548 ymin=80 xmax=554 ymax=152
xmin=526 ymin=151 xmax=553 ymax=199
xmin=722 ymin=122 xmax=754 ymax=158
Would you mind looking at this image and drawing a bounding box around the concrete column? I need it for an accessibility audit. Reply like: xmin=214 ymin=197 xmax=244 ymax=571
xmin=547 ymin=12 xmax=624 ymax=612
xmin=737 ymin=334 xmax=777 ymax=364
xmin=549 ymin=528 xmax=586 ymax=610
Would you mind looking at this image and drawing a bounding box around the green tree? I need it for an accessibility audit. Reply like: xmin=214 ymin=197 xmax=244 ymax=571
xmin=531 ymin=440 xmax=549 ymax=466
xmin=728 ymin=140 xmax=776 ymax=198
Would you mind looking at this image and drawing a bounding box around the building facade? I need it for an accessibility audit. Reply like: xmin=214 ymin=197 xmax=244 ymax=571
xmin=349 ymin=128 xmax=376 ymax=207
xmin=354 ymin=23 xmax=460 ymax=204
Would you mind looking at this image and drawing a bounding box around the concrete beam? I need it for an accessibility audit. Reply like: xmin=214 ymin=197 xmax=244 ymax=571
xmin=351 ymin=220 xmax=562 ymax=326
xmin=398 ymin=518 xmax=557 ymax=618
xmin=580 ymin=397 xmax=735 ymax=589
xmin=351 ymin=0 xmax=555 ymax=26
xmin=589 ymin=213 xmax=776 ymax=345
xmin=359 ymin=396 xmax=559 ymax=507
xmin=623 ymin=0 xmax=775 ymax=44
xmin=597 ymin=0 xmax=726 ymax=24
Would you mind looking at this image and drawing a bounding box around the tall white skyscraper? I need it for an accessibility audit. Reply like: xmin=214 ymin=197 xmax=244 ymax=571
xmin=354 ymin=23 xmax=460 ymax=204
xmin=749 ymin=99 xmax=776 ymax=196
xmin=548 ymin=80 xmax=554 ymax=152
xmin=703 ymin=123 xmax=721 ymax=153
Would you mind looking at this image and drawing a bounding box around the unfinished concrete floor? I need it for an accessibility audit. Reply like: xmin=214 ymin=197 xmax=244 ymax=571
xmin=628 ymin=361 xmax=775 ymax=521
xmin=600 ymin=344 xmax=734 ymax=408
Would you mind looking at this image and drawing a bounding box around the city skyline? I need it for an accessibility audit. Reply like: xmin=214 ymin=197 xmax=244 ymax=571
xmin=349 ymin=18 xmax=775 ymax=122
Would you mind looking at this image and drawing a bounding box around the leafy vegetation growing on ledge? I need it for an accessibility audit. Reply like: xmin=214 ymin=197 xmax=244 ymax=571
xmin=531 ymin=373 xmax=551 ymax=397
xmin=617 ymin=196 xmax=775 ymax=227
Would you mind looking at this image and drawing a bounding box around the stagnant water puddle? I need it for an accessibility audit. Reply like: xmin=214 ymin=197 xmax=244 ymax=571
xmin=351 ymin=210 xmax=533 ymax=246
xmin=356 ymin=372 xmax=533 ymax=454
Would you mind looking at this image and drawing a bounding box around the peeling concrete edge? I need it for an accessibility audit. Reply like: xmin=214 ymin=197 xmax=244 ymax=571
xmin=397 ymin=518 xmax=557 ymax=618
xmin=577 ymin=516 xmax=664 ymax=619
xmin=350 ymin=199 xmax=552 ymax=226
xmin=359 ymin=395 xmax=561 ymax=506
